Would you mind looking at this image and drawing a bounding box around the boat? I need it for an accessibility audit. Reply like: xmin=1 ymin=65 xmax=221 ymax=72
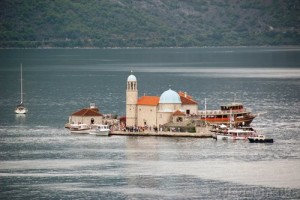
xmin=90 ymin=124 xmax=110 ymax=136
xmin=211 ymin=124 xmax=228 ymax=133
xmin=199 ymin=102 xmax=256 ymax=126
xmin=70 ymin=124 xmax=90 ymax=134
xmin=216 ymin=127 xmax=256 ymax=140
xmin=248 ymin=135 xmax=274 ymax=143
xmin=15 ymin=64 xmax=28 ymax=114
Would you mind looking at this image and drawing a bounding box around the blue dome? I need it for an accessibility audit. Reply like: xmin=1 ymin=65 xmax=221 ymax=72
xmin=159 ymin=89 xmax=181 ymax=104
xmin=127 ymin=74 xmax=137 ymax=82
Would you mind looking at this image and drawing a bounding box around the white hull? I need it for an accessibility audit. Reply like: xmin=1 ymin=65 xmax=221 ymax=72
xmin=216 ymin=134 xmax=248 ymax=140
xmin=70 ymin=124 xmax=90 ymax=134
xmin=216 ymin=127 xmax=255 ymax=140
xmin=15 ymin=106 xmax=28 ymax=114
xmin=89 ymin=130 xmax=110 ymax=136
xmin=90 ymin=124 xmax=110 ymax=136
xmin=69 ymin=124 xmax=110 ymax=136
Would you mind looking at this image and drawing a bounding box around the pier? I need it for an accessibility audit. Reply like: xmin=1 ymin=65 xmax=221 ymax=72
xmin=111 ymin=127 xmax=213 ymax=138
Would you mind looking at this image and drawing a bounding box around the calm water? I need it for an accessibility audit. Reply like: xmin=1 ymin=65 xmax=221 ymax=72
xmin=0 ymin=47 xmax=300 ymax=199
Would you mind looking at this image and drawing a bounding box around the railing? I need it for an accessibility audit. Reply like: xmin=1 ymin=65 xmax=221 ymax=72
xmin=198 ymin=108 xmax=250 ymax=115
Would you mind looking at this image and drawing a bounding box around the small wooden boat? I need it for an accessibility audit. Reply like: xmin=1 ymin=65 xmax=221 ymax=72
xmin=248 ymin=135 xmax=274 ymax=143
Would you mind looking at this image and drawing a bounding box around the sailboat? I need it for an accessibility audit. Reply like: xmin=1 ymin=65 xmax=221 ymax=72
xmin=15 ymin=64 xmax=28 ymax=114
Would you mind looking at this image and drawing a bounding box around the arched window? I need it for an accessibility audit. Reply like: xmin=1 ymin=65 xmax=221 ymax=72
xmin=177 ymin=117 xmax=183 ymax=122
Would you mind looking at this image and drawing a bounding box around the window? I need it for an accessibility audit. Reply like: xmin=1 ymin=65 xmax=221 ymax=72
xmin=177 ymin=117 xmax=183 ymax=122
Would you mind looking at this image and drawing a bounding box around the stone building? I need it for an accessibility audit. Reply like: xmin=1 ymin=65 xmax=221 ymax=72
xmin=68 ymin=103 xmax=103 ymax=125
xmin=125 ymin=73 xmax=198 ymax=128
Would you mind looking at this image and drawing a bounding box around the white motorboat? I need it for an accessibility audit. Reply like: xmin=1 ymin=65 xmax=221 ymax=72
xmin=15 ymin=64 xmax=28 ymax=114
xmin=90 ymin=124 xmax=110 ymax=136
xmin=70 ymin=124 xmax=90 ymax=134
xmin=216 ymin=127 xmax=256 ymax=140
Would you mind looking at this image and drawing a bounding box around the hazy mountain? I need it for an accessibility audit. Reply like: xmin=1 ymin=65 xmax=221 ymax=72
xmin=0 ymin=0 xmax=299 ymax=48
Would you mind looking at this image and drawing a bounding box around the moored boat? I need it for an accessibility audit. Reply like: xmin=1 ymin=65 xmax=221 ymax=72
xmin=216 ymin=127 xmax=256 ymax=140
xmin=199 ymin=102 xmax=256 ymax=126
xmin=248 ymin=135 xmax=274 ymax=143
xmin=70 ymin=124 xmax=90 ymax=134
xmin=90 ymin=124 xmax=110 ymax=136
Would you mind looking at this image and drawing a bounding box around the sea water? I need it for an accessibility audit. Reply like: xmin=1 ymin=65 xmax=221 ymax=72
xmin=0 ymin=47 xmax=300 ymax=199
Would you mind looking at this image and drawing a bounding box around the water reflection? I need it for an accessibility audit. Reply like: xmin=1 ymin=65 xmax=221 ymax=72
xmin=125 ymin=137 xmax=160 ymax=161
xmin=15 ymin=114 xmax=26 ymax=125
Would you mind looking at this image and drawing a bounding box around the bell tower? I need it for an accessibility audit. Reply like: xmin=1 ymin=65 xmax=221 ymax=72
xmin=126 ymin=72 xmax=138 ymax=127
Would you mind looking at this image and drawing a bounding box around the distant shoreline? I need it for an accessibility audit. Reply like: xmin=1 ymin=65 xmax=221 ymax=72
xmin=1 ymin=45 xmax=300 ymax=50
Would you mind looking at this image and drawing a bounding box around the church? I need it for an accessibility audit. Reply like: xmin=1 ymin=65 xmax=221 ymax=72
xmin=126 ymin=73 xmax=199 ymax=129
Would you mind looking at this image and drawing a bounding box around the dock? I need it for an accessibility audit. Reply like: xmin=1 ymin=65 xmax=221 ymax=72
xmin=111 ymin=128 xmax=213 ymax=138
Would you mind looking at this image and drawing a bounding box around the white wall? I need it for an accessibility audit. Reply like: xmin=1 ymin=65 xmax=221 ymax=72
xmin=69 ymin=116 xmax=103 ymax=125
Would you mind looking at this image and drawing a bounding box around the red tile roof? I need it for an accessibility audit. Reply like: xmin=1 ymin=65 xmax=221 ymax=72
xmin=71 ymin=108 xmax=103 ymax=116
xmin=173 ymin=110 xmax=185 ymax=116
xmin=178 ymin=91 xmax=198 ymax=105
xmin=137 ymin=96 xmax=160 ymax=106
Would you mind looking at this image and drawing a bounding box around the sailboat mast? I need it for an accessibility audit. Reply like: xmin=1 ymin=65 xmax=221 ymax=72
xmin=15 ymin=63 xmax=28 ymax=114
xmin=20 ymin=64 xmax=23 ymax=104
